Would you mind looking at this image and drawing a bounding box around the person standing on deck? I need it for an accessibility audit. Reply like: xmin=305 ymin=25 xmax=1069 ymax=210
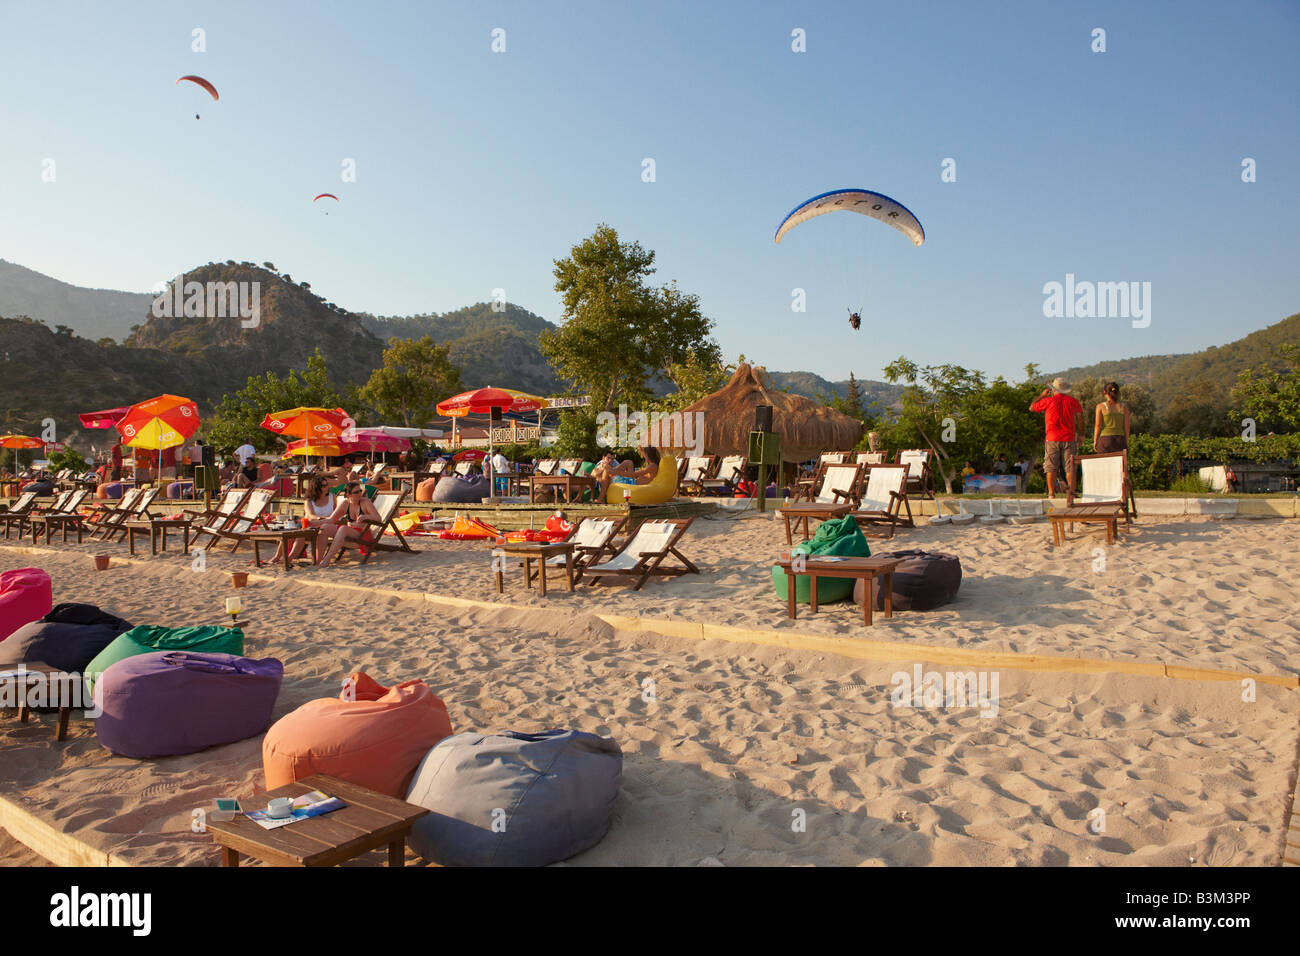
xmin=1030 ymin=378 xmax=1083 ymax=507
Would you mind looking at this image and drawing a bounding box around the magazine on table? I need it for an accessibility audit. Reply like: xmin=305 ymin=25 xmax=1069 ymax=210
xmin=244 ymin=789 xmax=346 ymax=830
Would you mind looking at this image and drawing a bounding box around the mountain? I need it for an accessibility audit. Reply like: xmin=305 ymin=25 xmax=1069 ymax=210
xmin=360 ymin=303 xmax=563 ymax=396
xmin=0 ymin=259 xmax=153 ymax=343
xmin=766 ymin=370 xmax=905 ymax=411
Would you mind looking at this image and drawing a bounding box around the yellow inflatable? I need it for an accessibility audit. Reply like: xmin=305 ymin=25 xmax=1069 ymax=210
xmin=604 ymin=454 xmax=679 ymax=505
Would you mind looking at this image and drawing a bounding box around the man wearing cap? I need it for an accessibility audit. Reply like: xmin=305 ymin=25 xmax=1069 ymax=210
xmin=1031 ymin=378 xmax=1084 ymax=506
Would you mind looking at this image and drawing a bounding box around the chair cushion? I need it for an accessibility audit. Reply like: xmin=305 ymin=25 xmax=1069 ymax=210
xmin=262 ymin=675 xmax=453 ymax=797
xmin=853 ymin=549 xmax=962 ymax=611
xmin=94 ymin=651 xmax=284 ymax=758
xmin=0 ymin=603 xmax=133 ymax=672
xmin=84 ymin=625 xmax=244 ymax=694
xmin=406 ymin=730 xmax=622 ymax=866
xmin=0 ymin=568 xmax=53 ymax=643
xmin=771 ymin=515 xmax=871 ymax=605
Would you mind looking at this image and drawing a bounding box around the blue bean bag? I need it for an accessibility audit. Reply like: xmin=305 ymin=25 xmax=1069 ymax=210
xmin=0 ymin=603 xmax=133 ymax=672
xmin=431 ymin=474 xmax=490 ymax=503
xmin=94 ymin=651 xmax=284 ymax=758
xmin=771 ymin=514 xmax=871 ymax=605
xmin=405 ymin=730 xmax=622 ymax=866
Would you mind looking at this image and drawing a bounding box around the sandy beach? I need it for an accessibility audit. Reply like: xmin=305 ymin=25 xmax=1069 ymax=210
xmin=2 ymin=512 xmax=1297 ymax=866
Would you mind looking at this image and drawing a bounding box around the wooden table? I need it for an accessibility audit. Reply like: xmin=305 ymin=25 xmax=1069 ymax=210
xmin=228 ymin=527 xmax=320 ymax=570
xmin=490 ymin=541 xmax=575 ymax=597
xmin=204 ymin=773 xmax=429 ymax=867
xmin=774 ymin=555 xmax=902 ymax=626
xmin=6 ymin=664 xmax=80 ymax=741
xmin=529 ymin=474 xmax=598 ymax=504
xmin=1049 ymin=504 xmax=1122 ymax=546
xmin=778 ymin=502 xmax=853 ymax=545
xmin=28 ymin=512 xmax=88 ymax=545
xmin=124 ymin=517 xmax=193 ymax=556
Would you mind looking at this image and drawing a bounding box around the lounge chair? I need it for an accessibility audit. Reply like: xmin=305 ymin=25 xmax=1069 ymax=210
xmin=799 ymin=463 xmax=863 ymax=507
xmin=98 ymin=486 xmax=159 ymax=543
xmin=453 ymin=460 xmax=475 ymax=477
xmin=539 ymin=515 xmax=628 ymax=583
xmin=355 ymin=490 xmax=415 ymax=564
xmin=898 ymin=449 xmax=936 ymax=500
xmin=556 ymin=459 xmax=583 ymax=476
xmin=678 ymin=455 xmax=718 ymax=496
xmin=533 ymin=459 xmax=558 ymax=477
xmin=582 ymin=517 xmax=699 ymax=591
xmin=185 ymin=488 xmax=253 ymax=551
xmin=851 ymin=464 xmax=914 ymax=538
xmin=214 ymin=488 xmax=276 ymax=550
xmin=0 ymin=492 xmax=40 ymax=539
xmin=856 ymin=451 xmax=886 ymax=466
xmin=698 ymin=455 xmax=746 ymax=496
xmin=27 ymin=490 xmax=91 ymax=545
xmin=1075 ymin=451 xmax=1137 ymax=525
xmin=368 ymin=462 xmax=388 ymax=484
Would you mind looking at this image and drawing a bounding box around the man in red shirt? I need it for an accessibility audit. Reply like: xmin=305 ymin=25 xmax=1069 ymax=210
xmin=1030 ymin=377 xmax=1084 ymax=506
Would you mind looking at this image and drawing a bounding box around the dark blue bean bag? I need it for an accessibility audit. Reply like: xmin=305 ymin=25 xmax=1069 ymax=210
xmin=431 ymin=474 xmax=490 ymax=503
xmin=0 ymin=603 xmax=134 ymax=673
xmin=406 ymin=730 xmax=622 ymax=866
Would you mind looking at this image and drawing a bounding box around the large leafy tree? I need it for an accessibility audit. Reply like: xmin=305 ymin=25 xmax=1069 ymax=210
xmin=206 ymin=349 xmax=348 ymax=455
xmin=1230 ymin=343 xmax=1300 ymax=434
xmin=541 ymin=225 xmax=721 ymax=412
xmin=359 ymin=335 xmax=463 ymax=426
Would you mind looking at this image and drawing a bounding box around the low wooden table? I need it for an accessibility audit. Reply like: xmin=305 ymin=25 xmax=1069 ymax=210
xmin=774 ymin=555 xmax=902 ymax=626
xmin=228 ymin=527 xmax=321 ymax=570
xmin=124 ymin=517 xmax=193 ymax=556
xmin=778 ymin=502 xmax=853 ymax=545
xmin=204 ymin=773 xmax=429 ymax=867
xmin=490 ymin=541 xmax=575 ymax=597
xmin=28 ymin=512 xmax=87 ymax=545
xmin=1049 ymin=504 xmax=1122 ymax=545
xmin=5 ymin=664 xmax=80 ymax=741
xmin=529 ymin=474 xmax=598 ymax=504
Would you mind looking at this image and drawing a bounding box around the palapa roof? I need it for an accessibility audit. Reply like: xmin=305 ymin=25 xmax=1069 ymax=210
xmin=669 ymin=362 xmax=864 ymax=462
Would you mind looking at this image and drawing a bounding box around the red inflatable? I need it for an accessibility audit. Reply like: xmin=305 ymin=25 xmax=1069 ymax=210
xmin=0 ymin=568 xmax=52 ymax=643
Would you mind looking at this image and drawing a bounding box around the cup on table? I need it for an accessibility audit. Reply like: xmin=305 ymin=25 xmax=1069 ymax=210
xmin=301 ymin=517 xmax=311 ymax=529
xmin=266 ymin=797 xmax=293 ymax=818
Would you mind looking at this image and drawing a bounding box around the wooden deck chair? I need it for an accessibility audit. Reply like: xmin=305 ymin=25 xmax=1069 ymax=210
xmin=94 ymin=486 xmax=157 ymax=542
xmin=582 ymin=517 xmax=699 ymax=591
xmin=426 ymin=459 xmax=448 ymax=476
xmin=453 ymin=460 xmax=475 ymax=477
xmin=0 ymin=491 xmax=40 ymax=539
xmin=851 ymin=464 xmax=913 ymax=538
xmin=356 ymin=490 xmax=415 ymax=563
xmin=856 ymin=451 xmax=886 ymax=466
xmin=557 ymin=458 xmax=583 ymax=476
xmin=798 ymin=463 xmax=863 ymax=507
xmin=28 ymin=490 xmax=90 ymax=545
xmin=678 ymin=455 xmax=718 ymax=496
xmin=216 ymin=488 xmax=276 ymax=550
xmin=698 ymin=455 xmax=746 ymax=495
xmin=368 ymin=462 xmax=388 ymax=484
xmin=185 ymin=488 xmax=253 ymax=551
xmin=898 ymin=449 xmax=936 ymax=500
xmin=536 ymin=515 xmax=628 ymax=584
xmin=533 ymin=459 xmax=558 ymax=476
xmin=1076 ymin=451 xmax=1137 ymax=524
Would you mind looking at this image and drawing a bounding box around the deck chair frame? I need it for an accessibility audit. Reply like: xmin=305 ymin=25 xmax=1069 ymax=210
xmin=1075 ymin=451 xmax=1137 ymax=525
xmin=851 ymin=464 xmax=914 ymax=538
xmin=356 ymin=489 xmax=415 ymax=563
xmin=698 ymin=456 xmax=746 ymax=495
xmin=582 ymin=517 xmax=699 ymax=591
xmin=96 ymin=486 xmax=158 ymax=542
xmin=678 ymin=455 xmax=718 ymax=496
xmin=185 ymin=488 xmax=253 ymax=550
xmin=0 ymin=491 xmax=41 ymax=539
xmin=897 ymin=449 xmax=936 ymax=500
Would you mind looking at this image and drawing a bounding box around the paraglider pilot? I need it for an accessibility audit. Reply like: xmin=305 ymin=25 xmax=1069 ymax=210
xmin=847 ymin=309 xmax=861 ymax=331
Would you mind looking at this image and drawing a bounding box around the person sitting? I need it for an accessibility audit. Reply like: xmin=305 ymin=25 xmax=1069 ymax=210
xmin=317 ymin=480 xmax=382 ymax=567
xmin=992 ymin=455 xmax=1009 ymax=474
xmin=256 ymin=461 xmax=289 ymax=490
xmin=271 ymin=475 xmax=338 ymax=565
xmin=593 ymin=446 xmax=660 ymax=498
xmin=235 ymin=456 xmax=260 ymax=489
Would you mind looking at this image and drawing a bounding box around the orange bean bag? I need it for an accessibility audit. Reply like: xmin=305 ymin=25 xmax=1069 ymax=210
xmin=415 ymin=477 xmax=439 ymax=502
xmin=262 ymin=673 xmax=453 ymax=797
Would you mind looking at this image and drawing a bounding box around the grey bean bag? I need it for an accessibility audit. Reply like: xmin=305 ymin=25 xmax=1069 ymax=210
xmin=853 ymin=549 xmax=962 ymax=611
xmin=405 ymin=730 xmax=622 ymax=866
xmin=431 ymin=474 xmax=490 ymax=503
xmin=0 ymin=603 xmax=134 ymax=672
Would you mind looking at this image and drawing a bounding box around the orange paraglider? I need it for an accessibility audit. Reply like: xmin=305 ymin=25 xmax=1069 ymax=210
xmin=177 ymin=75 xmax=218 ymax=119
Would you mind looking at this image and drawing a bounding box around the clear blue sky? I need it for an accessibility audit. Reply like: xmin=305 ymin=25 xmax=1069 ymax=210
xmin=2 ymin=0 xmax=1296 ymax=383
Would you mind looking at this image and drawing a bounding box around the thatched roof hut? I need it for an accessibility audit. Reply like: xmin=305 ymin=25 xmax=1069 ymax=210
xmin=668 ymin=362 xmax=864 ymax=462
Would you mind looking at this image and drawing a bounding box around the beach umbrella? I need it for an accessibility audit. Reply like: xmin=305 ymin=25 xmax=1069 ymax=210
xmin=78 ymin=407 xmax=132 ymax=429
xmin=282 ymin=438 xmax=343 ymax=459
xmin=0 ymin=434 xmax=44 ymax=479
xmin=452 ymin=449 xmax=487 ymax=462
xmin=114 ymin=394 xmax=201 ymax=483
xmin=435 ymin=388 xmax=518 ymax=486
xmin=340 ymin=428 xmax=410 ymax=461
xmin=261 ymin=407 xmax=353 ymax=471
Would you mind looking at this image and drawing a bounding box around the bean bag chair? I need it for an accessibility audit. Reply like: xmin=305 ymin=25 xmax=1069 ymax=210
xmin=415 ymin=476 xmax=440 ymax=502
xmin=771 ymin=515 xmax=871 ymax=605
xmin=165 ymin=481 xmax=195 ymax=499
xmin=84 ymin=624 xmax=244 ymax=694
xmin=95 ymin=652 xmax=284 ymax=758
xmin=0 ymin=603 xmax=133 ymax=672
xmin=20 ymin=480 xmax=54 ymax=496
xmin=603 ymin=454 xmax=679 ymax=505
xmin=262 ymin=674 xmax=453 ymax=797
xmin=853 ymin=549 xmax=963 ymax=612
xmin=432 ymin=474 xmax=490 ymax=503
xmin=0 ymin=568 xmax=52 ymax=643
xmin=96 ymin=482 xmax=125 ymax=500
xmin=406 ymin=730 xmax=622 ymax=867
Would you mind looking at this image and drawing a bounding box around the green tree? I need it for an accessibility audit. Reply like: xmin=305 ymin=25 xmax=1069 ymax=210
xmin=359 ymin=336 xmax=463 ymax=426
xmin=540 ymin=225 xmax=721 ymax=411
xmin=1230 ymin=343 xmax=1300 ymax=434
xmin=651 ymin=353 xmax=736 ymax=414
xmin=206 ymin=349 xmax=347 ymax=455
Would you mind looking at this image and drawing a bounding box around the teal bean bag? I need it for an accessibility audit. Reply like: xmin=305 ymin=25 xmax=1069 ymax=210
xmin=85 ymin=625 xmax=244 ymax=694
xmin=772 ymin=515 xmax=871 ymax=605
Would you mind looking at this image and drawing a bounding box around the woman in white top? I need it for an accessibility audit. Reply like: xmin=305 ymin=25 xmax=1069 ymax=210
xmin=271 ymin=475 xmax=339 ymax=565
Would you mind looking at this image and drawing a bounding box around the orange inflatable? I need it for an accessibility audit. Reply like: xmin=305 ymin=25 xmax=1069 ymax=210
xmin=261 ymin=673 xmax=453 ymax=797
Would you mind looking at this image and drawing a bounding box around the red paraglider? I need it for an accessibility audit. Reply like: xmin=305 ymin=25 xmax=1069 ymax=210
xmin=313 ymin=194 xmax=339 ymax=202
xmin=177 ymin=75 xmax=218 ymax=119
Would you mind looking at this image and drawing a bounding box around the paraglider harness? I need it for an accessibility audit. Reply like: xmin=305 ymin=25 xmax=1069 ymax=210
xmin=847 ymin=309 xmax=862 ymax=331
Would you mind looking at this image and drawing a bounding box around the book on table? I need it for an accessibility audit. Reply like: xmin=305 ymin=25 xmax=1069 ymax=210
xmin=244 ymin=789 xmax=346 ymax=830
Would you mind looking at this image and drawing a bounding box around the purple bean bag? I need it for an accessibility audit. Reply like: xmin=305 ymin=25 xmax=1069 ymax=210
xmin=0 ymin=568 xmax=53 ymax=643
xmin=165 ymin=481 xmax=195 ymax=499
xmin=94 ymin=651 xmax=284 ymax=758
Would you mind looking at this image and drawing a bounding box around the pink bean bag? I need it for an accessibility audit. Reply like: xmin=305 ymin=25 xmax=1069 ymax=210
xmin=0 ymin=568 xmax=52 ymax=643
xmin=262 ymin=673 xmax=453 ymax=797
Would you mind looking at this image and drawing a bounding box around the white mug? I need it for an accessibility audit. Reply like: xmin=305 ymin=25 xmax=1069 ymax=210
xmin=267 ymin=797 xmax=293 ymax=818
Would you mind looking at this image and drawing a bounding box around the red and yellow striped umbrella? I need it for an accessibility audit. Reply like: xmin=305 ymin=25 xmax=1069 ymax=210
xmin=281 ymin=438 xmax=343 ymax=459
xmin=114 ymin=395 xmax=200 ymax=450
xmin=261 ymin=407 xmax=353 ymax=441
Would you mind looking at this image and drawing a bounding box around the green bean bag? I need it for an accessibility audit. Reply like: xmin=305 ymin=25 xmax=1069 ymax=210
xmin=330 ymin=482 xmax=377 ymax=500
xmin=85 ymin=625 xmax=245 ymax=694
xmin=771 ymin=515 xmax=871 ymax=605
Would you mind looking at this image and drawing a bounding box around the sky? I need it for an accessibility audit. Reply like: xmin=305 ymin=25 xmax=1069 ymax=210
xmin=1 ymin=0 xmax=1297 ymax=384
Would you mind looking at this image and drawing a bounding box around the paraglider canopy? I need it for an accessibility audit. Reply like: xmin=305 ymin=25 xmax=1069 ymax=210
xmin=176 ymin=75 xmax=219 ymax=100
xmin=313 ymin=193 xmax=339 ymax=202
xmin=774 ymin=188 xmax=924 ymax=247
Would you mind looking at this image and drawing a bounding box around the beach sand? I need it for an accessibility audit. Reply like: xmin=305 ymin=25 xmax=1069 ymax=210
xmin=1 ymin=512 xmax=1297 ymax=866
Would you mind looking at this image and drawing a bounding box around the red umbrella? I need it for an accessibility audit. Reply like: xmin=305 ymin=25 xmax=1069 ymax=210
xmin=79 ymin=407 xmax=132 ymax=429
xmin=452 ymin=449 xmax=487 ymax=462
xmin=434 ymin=388 xmax=516 ymax=418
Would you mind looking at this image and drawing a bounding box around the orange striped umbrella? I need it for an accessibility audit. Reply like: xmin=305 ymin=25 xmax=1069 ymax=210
xmin=0 ymin=434 xmax=45 ymax=478
xmin=114 ymin=395 xmax=201 ymax=451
